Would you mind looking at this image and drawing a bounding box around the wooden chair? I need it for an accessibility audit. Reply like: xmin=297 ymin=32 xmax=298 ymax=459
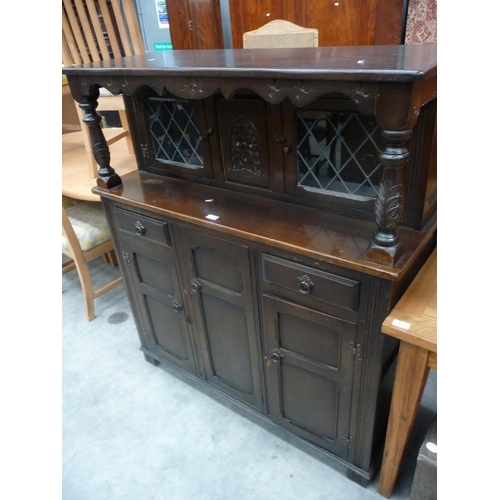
xmin=243 ymin=19 xmax=318 ymax=49
xmin=62 ymin=196 xmax=123 ymax=321
xmin=62 ymin=0 xmax=144 ymax=178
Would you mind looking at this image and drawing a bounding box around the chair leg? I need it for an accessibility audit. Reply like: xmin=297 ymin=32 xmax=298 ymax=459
xmin=62 ymin=258 xmax=76 ymax=274
xmin=107 ymin=249 xmax=119 ymax=267
xmin=72 ymin=254 xmax=96 ymax=322
xmin=119 ymin=110 xmax=135 ymax=154
xmin=102 ymin=250 xmax=119 ymax=267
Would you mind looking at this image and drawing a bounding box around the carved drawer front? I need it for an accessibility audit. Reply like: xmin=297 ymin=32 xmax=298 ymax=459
xmin=114 ymin=207 xmax=171 ymax=247
xmin=261 ymin=254 xmax=360 ymax=314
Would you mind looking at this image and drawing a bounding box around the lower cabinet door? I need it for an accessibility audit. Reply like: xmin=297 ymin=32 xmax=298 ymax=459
xmin=120 ymin=238 xmax=198 ymax=375
xmin=262 ymin=294 xmax=356 ymax=459
xmin=178 ymin=226 xmax=264 ymax=411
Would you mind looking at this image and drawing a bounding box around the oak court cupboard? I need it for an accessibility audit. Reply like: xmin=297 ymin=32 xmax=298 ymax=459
xmin=63 ymin=44 xmax=437 ymax=485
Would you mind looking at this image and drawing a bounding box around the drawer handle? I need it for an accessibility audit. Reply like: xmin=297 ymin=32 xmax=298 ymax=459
xmin=297 ymin=275 xmax=314 ymax=294
xmin=190 ymin=278 xmax=202 ymax=293
xmin=134 ymin=221 xmax=146 ymax=236
xmin=270 ymin=349 xmax=284 ymax=363
xmin=172 ymin=300 xmax=183 ymax=313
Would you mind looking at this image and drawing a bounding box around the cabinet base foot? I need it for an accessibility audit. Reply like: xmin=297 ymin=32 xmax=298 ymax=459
xmin=143 ymin=353 xmax=160 ymax=366
xmin=346 ymin=468 xmax=369 ymax=487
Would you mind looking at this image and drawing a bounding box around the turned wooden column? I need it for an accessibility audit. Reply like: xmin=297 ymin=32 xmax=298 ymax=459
xmin=365 ymin=129 xmax=411 ymax=265
xmin=365 ymin=82 xmax=420 ymax=266
xmin=79 ymin=87 xmax=122 ymax=190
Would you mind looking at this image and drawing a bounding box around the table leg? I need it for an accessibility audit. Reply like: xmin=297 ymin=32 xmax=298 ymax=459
xmin=378 ymin=341 xmax=430 ymax=498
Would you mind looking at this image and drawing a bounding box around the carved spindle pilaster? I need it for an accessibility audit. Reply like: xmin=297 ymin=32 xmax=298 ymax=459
xmin=79 ymin=90 xmax=122 ymax=189
xmin=365 ymin=129 xmax=412 ymax=266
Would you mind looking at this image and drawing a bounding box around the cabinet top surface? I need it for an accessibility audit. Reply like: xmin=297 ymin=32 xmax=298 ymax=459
xmin=93 ymin=171 xmax=436 ymax=281
xmin=62 ymin=45 xmax=436 ymax=82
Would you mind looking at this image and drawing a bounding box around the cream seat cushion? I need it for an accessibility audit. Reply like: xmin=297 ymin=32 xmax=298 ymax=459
xmin=62 ymin=201 xmax=112 ymax=253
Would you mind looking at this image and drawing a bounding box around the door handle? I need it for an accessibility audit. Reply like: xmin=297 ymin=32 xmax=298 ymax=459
xmin=190 ymin=278 xmax=202 ymax=292
xmin=270 ymin=349 xmax=284 ymax=363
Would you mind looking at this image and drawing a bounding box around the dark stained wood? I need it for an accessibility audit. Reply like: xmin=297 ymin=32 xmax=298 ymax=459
xmin=65 ymin=46 xmax=436 ymax=267
xmin=167 ymin=0 xmax=223 ymax=50
xmin=63 ymin=45 xmax=437 ymax=82
xmin=403 ymin=99 xmax=437 ymax=229
xmin=107 ymin=206 xmax=198 ymax=375
xmin=176 ymin=226 xmax=265 ymax=411
xmin=93 ymin=170 xmax=435 ymax=280
xmin=78 ymin=89 xmax=122 ymax=189
xmin=65 ymin=45 xmax=437 ymax=488
xmin=261 ymin=253 xmax=360 ymax=314
xmin=215 ymin=96 xmax=272 ymax=188
xmin=263 ymin=294 xmax=356 ymax=458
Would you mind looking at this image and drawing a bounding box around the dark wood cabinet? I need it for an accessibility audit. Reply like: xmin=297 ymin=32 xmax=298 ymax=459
xmin=64 ymin=44 xmax=437 ymax=486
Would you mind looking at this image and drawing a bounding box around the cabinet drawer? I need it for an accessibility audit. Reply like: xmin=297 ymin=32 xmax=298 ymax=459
xmin=261 ymin=254 xmax=360 ymax=313
xmin=114 ymin=207 xmax=171 ymax=247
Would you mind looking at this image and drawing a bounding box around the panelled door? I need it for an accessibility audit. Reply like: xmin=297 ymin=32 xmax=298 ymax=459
xmin=115 ymin=208 xmax=198 ymax=375
xmin=167 ymin=0 xmax=223 ymax=50
xmin=229 ymin=0 xmax=405 ymax=48
xmin=177 ymin=226 xmax=265 ymax=411
xmin=262 ymin=294 xmax=357 ymax=458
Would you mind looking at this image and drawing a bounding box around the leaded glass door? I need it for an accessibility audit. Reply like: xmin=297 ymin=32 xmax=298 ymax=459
xmin=284 ymin=99 xmax=386 ymax=215
xmin=138 ymin=94 xmax=218 ymax=179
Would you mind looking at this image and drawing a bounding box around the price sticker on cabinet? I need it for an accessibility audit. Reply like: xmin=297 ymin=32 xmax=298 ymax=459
xmin=205 ymin=214 xmax=220 ymax=221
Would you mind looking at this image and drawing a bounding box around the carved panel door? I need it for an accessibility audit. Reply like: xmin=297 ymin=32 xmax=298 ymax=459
xmin=215 ymin=95 xmax=285 ymax=192
xmin=262 ymin=294 xmax=357 ymax=458
xmin=177 ymin=226 xmax=265 ymax=411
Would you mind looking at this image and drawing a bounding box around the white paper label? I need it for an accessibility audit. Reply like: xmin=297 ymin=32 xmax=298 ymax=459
xmin=391 ymin=319 xmax=411 ymax=330
xmin=205 ymin=214 xmax=219 ymax=221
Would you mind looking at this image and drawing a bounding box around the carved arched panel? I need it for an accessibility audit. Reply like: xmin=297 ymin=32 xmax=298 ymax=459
xmin=216 ymin=96 xmax=272 ymax=188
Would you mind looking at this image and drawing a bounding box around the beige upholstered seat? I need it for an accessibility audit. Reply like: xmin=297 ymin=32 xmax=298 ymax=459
xmin=243 ymin=19 xmax=318 ymax=49
xmin=62 ymin=196 xmax=123 ymax=321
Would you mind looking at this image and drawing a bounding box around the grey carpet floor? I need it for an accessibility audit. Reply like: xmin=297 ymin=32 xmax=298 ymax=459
xmin=62 ymin=256 xmax=437 ymax=500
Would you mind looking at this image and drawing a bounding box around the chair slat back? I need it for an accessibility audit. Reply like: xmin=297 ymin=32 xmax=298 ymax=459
xmin=62 ymin=0 xmax=144 ymax=65
xmin=243 ymin=19 xmax=319 ymax=49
